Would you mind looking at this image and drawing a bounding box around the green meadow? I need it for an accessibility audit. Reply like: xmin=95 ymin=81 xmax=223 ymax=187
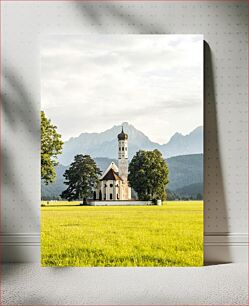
xmin=41 ymin=201 xmax=203 ymax=267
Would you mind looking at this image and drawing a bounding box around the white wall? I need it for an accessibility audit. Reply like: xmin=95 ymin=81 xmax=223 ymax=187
xmin=1 ymin=1 xmax=248 ymax=263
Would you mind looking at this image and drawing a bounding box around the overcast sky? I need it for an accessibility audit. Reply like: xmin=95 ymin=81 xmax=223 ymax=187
xmin=41 ymin=35 xmax=203 ymax=144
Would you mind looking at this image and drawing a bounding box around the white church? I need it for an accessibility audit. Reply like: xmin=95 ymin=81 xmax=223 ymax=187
xmin=94 ymin=127 xmax=132 ymax=201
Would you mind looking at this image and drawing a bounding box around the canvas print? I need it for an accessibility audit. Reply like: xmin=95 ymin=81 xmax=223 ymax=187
xmin=41 ymin=35 xmax=203 ymax=267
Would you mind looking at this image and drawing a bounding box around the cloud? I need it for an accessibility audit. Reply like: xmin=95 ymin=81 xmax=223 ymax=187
xmin=41 ymin=35 xmax=203 ymax=143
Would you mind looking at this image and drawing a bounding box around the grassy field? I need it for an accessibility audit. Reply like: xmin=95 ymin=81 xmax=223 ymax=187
xmin=41 ymin=201 xmax=203 ymax=267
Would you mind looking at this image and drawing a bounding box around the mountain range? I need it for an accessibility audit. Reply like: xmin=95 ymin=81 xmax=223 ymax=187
xmin=58 ymin=122 xmax=203 ymax=165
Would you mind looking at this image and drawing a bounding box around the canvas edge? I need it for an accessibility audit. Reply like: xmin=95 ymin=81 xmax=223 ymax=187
xmin=0 ymin=232 xmax=247 ymax=264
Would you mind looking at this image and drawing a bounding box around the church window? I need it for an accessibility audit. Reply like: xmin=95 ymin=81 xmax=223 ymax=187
xmin=110 ymin=184 xmax=113 ymax=187
xmin=125 ymin=147 xmax=127 ymax=151
xmin=117 ymin=194 xmax=119 ymax=199
xmin=119 ymin=147 xmax=121 ymax=151
xmin=110 ymin=193 xmax=113 ymax=200
xmin=122 ymin=147 xmax=124 ymax=151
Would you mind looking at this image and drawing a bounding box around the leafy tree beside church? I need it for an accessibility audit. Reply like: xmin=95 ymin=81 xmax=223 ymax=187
xmin=41 ymin=111 xmax=63 ymax=185
xmin=128 ymin=149 xmax=169 ymax=201
xmin=61 ymin=154 xmax=102 ymax=204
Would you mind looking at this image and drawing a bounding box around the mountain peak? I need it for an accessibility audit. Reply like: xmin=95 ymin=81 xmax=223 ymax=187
xmin=169 ymin=126 xmax=203 ymax=142
xmin=190 ymin=126 xmax=203 ymax=135
xmin=117 ymin=122 xmax=135 ymax=132
xmin=170 ymin=132 xmax=183 ymax=140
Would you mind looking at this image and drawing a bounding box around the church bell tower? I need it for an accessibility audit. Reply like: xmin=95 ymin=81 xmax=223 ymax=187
xmin=118 ymin=126 xmax=128 ymax=181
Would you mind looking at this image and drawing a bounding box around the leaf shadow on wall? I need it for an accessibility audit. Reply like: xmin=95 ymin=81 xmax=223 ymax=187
xmin=74 ymin=2 xmax=167 ymax=34
xmin=1 ymin=66 xmax=40 ymax=264
xmin=204 ymin=42 xmax=230 ymax=264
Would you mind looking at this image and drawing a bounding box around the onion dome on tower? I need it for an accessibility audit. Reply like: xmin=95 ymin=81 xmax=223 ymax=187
xmin=117 ymin=126 xmax=128 ymax=140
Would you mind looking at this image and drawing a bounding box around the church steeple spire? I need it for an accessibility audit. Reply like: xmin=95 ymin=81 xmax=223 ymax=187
xmin=118 ymin=125 xmax=128 ymax=181
xmin=118 ymin=126 xmax=128 ymax=141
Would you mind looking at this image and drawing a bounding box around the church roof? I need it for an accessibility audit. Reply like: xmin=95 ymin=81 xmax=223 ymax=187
xmin=100 ymin=168 xmax=123 ymax=181
xmin=100 ymin=162 xmax=118 ymax=180
xmin=118 ymin=126 xmax=128 ymax=140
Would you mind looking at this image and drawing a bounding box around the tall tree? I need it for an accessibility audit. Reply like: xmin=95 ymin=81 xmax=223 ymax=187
xmin=61 ymin=154 xmax=101 ymax=204
xmin=196 ymin=193 xmax=203 ymax=200
xmin=41 ymin=111 xmax=63 ymax=184
xmin=128 ymin=149 xmax=169 ymax=201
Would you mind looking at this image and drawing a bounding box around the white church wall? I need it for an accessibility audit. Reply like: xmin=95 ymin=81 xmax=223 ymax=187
xmin=89 ymin=200 xmax=153 ymax=206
